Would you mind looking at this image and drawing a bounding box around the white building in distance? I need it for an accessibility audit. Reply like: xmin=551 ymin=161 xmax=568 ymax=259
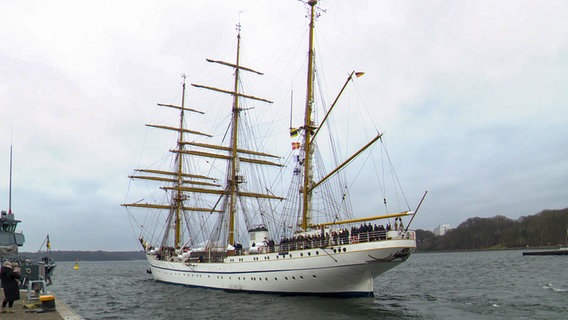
xmin=434 ymin=224 xmax=453 ymax=236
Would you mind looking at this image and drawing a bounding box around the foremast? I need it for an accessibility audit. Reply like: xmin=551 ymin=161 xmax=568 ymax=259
xmin=301 ymin=0 xmax=318 ymax=231
xmin=296 ymin=0 xmax=413 ymax=232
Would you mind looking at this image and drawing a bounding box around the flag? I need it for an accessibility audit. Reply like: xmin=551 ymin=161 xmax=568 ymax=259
xmin=290 ymin=128 xmax=299 ymax=137
xmin=291 ymin=142 xmax=301 ymax=150
xmin=46 ymin=235 xmax=51 ymax=249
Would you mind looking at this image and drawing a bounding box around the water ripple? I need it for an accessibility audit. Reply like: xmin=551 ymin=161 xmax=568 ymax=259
xmin=49 ymin=251 xmax=567 ymax=319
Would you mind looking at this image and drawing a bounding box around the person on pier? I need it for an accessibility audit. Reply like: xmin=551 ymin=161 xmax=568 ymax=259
xmin=0 ymin=261 xmax=20 ymax=313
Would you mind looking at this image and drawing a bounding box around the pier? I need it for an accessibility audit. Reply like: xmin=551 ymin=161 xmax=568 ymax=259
xmin=523 ymin=249 xmax=568 ymax=256
xmin=1 ymin=290 xmax=83 ymax=320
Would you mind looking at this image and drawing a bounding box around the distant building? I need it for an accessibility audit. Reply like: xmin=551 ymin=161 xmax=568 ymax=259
xmin=434 ymin=224 xmax=452 ymax=236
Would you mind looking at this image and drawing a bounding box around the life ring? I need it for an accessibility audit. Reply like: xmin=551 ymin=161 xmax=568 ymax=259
xmin=351 ymin=236 xmax=359 ymax=244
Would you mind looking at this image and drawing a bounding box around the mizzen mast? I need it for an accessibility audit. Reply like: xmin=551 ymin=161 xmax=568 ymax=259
xmin=122 ymin=75 xmax=212 ymax=249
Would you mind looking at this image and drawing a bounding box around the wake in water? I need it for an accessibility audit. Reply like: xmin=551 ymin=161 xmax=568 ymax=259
xmin=543 ymin=283 xmax=567 ymax=292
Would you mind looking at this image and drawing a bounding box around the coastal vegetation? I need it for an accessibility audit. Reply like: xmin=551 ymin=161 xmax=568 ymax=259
xmin=416 ymin=208 xmax=568 ymax=251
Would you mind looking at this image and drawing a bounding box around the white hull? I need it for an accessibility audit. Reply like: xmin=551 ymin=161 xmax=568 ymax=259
xmin=146 ymin=238 xmax=415 ymax=296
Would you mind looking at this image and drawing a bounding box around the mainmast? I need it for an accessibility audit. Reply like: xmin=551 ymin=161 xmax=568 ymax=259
xmin=173 ymin=75 xmax=188 ymax=248
xmin=191 ymin=22 xmax=277 ymax=247
xmin=227 ymin=24 xmax=243 ymax=246
xmin=301 ymin=0 xmax=318 ymax=230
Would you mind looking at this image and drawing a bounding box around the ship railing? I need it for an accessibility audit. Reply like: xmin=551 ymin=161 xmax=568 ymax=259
xmin=350 ymin=230 xmax=416 ymax=244
xmin=277 ymin=229 xmax=416 ymax=252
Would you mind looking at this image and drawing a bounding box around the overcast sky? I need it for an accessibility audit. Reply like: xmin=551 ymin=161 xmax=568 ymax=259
xmin=1 ymin=0 xmax=567 ymax=251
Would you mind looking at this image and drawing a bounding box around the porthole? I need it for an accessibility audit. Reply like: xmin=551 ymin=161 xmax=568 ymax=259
xmin=285 ymin=277 xmax=288 ymax=280
xmin=343 ymin=248 xmax=346 ymax=252
xmin=300 ymin=253 xmax=304 ymax=257
xmin=300 ymin=276 xmax=304 ymax=279
xmin=308 ymin=252 xmax=311 ymax=256
xmin=333 ymin=249 xmax=337 ymax=253
xmin=312 ymin=275 xmax=317 ymax=278
xmin=292 ymin=276 xmax=296 ymax=280
xmin=316 ymin=251 xmax=319 ymax=255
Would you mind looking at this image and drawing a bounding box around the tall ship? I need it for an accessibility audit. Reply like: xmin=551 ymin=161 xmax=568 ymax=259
xmin=123 ymin=0 xmax=419 ymax=296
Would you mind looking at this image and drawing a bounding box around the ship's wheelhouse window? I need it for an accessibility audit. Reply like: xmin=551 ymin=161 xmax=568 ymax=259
xmin=2 ymin=223 xmax=14 ymax=232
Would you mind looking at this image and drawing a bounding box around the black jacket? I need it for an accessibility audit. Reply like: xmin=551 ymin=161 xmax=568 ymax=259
xmin=0 ymin=266 xmax=21 ymax=301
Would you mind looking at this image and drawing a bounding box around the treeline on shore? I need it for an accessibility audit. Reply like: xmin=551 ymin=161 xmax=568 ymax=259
xmin=416 ymin=208 xmax=568 ymax=251
xmin=21 ymin=250 xmax=146 ymax=262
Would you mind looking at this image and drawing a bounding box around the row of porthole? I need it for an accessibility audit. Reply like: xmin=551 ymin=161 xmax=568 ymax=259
xmin=281 ymin=247 xmax=348 ymax=257
xmin=160 ymin=270 xmax=319 ymax=282
xmin=228 ymin=247 xmax=348 ymax=263
xmin=234 ymin=275 xmax=317 ymax=281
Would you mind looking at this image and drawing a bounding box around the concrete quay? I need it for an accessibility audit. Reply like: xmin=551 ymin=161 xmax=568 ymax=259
xmin=0 ymin=290 xmax=83 ymax=320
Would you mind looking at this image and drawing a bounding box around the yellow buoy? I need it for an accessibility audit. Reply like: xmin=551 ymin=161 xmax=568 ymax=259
xmin=73 ymin=260 xmax=80 ymax=270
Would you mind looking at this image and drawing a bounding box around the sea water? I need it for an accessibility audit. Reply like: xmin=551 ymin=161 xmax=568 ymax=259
xmin=49 ymin=250 xmax=567 ymax=319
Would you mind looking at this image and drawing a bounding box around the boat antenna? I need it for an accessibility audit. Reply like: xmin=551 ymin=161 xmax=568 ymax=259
xmin=8 ymin=144 xmax=13 ymax=214
xmin=8 ymin=121 xmax=13 ymax=214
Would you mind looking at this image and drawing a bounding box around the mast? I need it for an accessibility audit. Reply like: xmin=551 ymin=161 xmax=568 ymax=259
xmin=301 ymin=0 xmax=318 ymax=230
xmin=191 ymin=22 xmax=274 ymax=247
xmin=173 ymin=75 xmax=188 ymax=248
xmin=122 ymin=76 xmax=212 ymax=250
xmin=227 ymin=23 xmax=243 ymax=246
